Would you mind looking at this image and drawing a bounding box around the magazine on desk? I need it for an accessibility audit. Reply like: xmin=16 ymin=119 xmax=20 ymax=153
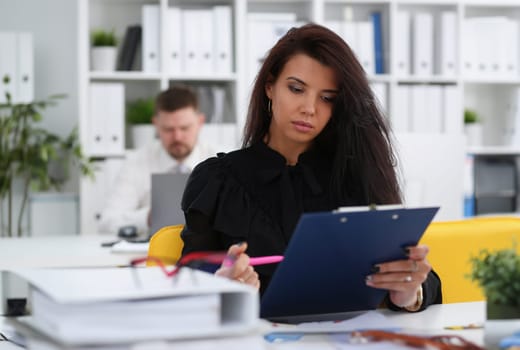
xmin=9 ymin=266 xmax=260 ymax=347
xmin=260 ymin=205 xmax=439 ymax=323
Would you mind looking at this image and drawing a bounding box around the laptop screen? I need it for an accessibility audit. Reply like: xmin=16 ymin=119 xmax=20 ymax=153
xmin=149 ymin=173 xmax=190 ymax=237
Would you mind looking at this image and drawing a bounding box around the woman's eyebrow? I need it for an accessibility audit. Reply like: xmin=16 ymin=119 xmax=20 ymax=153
xmin=286 ymin=76 xmax=338 ymax=93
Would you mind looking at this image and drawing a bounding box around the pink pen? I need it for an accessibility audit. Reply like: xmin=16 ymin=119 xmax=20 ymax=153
xmin=249 ymin=255 xmax=284 ymax=266
xmin=223 ymin=255 xmax=284 ymax=267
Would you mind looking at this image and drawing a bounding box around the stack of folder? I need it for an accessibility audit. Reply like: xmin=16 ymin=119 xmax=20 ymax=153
xmin=8 ymin=267 xmax=260 ymax=349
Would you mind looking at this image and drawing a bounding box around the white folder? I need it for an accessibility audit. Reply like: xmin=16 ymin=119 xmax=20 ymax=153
xmin=356 ymin=21 xmax=375 ymax=75
xmin=426 ymin=85 xmax=443 ymax=133
xmin=0 ymin=32 xmax=18 ymax=103
xmin=164 ymin=7 xmax=182 ymax=75
xmin=392 ymin=85 xmax=410 ymax=133
xmin=462 ymin=18 xmax=477 ymax=77
xmin=503 ymin=19 xmax=519 ymax=77
xmin=16 ymin=32 xmax=34 ymax=103
xmin=10 ymin=267 xmax=259 ymax=346
xmin=437 ymin=11 xmax=457 ymax=76
xmin=87 ymin=83 xmax=125 ymax=157
xmin=182 ymin=9 xmax=213 ymax=75
xmin=442 ymin=85 xmax=462 ymax=134
xmin=341 ymin=21 xmax=358 ymax=55
xmin=394 ymin=11 xmax=410 ymax=77
xmin=142 ymin=5 xmax=160 ymax=72
xmin=213 ymin=5 xmax=233 ymax=75
xmin=410 ymin=85 xmax=428 ymax=132
xmin=412 ymin=13 xmax=433 ymax=77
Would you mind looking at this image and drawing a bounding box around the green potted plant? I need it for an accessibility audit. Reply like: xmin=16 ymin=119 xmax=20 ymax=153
xmin=0 ymin=82 xmax=94 ymax=237
xmin=127 ymin=98 xmax=156 ymax=149
xmin=464 ymin=108 xmax=483 ymax=146
xmin=90 ymin=28 xmax=117 ymax=72
xmin=468 ymin=245 xmax=520 ymax=348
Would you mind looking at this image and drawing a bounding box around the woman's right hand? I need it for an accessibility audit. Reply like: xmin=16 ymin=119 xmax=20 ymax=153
xmin=215 ymin=242 xmax=260 ymax=290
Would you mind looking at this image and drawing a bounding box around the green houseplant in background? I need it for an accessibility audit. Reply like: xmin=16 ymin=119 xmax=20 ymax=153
xmin=468 ymin=245 xmax=520 ymax=348
xmin=0 ymin=79 xmax=94 ymax=237
xmin=127 ymin=97 xmax=156 ymax=149
xmin=90 ymin=28 xmax=117 ymax=71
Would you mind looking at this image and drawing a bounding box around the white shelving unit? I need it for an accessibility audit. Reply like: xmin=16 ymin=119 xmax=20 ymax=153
xmin=77 ymin=0 xmax=520 ymax=234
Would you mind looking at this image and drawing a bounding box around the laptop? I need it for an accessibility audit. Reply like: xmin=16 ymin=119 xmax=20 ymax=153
xmin=149 ymin=173 xmax=190 ymax=237
xmin=260 ymin=206 xmax=439 ymax=323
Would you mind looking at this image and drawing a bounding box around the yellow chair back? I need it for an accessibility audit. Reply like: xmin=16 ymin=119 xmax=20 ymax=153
xmin=420 ymin=216 xmax=520 ymax=303
xmin=146 ymin=224 xmax=184 ymax=266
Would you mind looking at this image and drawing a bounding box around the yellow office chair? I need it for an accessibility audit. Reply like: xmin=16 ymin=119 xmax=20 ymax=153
xmin=146 ymin=224 xmax=184 ymax=266
xmin=420 ymin=216 xmax=520 ymax=303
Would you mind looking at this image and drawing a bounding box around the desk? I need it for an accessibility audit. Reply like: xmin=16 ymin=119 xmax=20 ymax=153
xmin=0 ymin=235 xmax=145 ymax=315
xmin=0 ymin=235 xmax=144 ymax=270
xmin=0 ymin=302 xmax=486 ymax=349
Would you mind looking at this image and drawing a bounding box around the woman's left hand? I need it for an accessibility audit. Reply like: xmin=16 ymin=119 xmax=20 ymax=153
xmin=365 ymin=245 xmax=431 ymax=308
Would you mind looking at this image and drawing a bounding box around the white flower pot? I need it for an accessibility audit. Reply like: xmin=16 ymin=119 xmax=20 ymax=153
xmin=91 ymin=47 xmax=117 ymax=72
xmin=464 ymin=123 xmax=483 ymax=147
xmin=131 ymin=124 xmax=156 ymax=149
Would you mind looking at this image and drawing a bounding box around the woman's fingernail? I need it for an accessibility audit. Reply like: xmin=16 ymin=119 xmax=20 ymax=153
xmin=403 ymin=247 xmax=410 ymax=256
xmin=370 ymin=265 xmax=380 ymax=273
xmin=237 ymin=241 xmax=247 ymax=247
xmin=365 ymin=275 xmax=373 ymax=282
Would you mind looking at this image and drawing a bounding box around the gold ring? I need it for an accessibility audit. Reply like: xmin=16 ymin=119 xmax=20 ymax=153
xmin=404 ymin=275 xmax=412 ymax=283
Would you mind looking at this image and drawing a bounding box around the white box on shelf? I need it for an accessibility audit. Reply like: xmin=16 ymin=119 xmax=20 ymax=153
xmin=412 ymin=12 xmax=433 ymax=77
xmin=142 ymin=4 xmax=160 ymax=73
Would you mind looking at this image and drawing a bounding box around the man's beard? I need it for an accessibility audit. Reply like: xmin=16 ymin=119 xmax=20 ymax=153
xmin=167 ymin=142 xmax=192 ymax=160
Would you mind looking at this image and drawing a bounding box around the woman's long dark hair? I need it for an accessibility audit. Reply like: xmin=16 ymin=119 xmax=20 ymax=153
xmin=243 ymin=23 xmax=401 ymax=205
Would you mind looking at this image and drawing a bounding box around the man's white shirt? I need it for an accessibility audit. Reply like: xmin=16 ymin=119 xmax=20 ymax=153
xmin=98 ymin=140 xmax=216 ymax=235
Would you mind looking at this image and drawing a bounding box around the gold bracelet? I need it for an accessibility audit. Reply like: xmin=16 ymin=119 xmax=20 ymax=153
xmin=403 ymin=285 xmax=423 ymax=312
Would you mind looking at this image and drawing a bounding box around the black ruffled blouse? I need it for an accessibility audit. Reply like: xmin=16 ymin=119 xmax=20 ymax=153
xmin=181 ymin=142 xmax=441 ymax=309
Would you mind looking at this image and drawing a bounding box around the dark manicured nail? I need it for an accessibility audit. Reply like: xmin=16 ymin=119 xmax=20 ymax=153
xmin=370 ymin=265 xmax=380 ymax=273
xmin=237 ymin=241 xmax=247 ymax=247
xmin=403 ymin=247 xmax=410 ymax=256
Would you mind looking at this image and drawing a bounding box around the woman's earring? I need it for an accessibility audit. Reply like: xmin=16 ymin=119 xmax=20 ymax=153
xmin=267 ymin=99 xmax=272 ymax=114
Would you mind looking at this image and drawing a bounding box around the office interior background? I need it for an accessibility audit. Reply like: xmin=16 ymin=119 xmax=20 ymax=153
xmin=1 ymin=0 xmax=519 ymax=237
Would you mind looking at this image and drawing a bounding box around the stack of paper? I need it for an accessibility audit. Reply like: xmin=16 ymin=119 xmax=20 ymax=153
xmin=9 ymin=267 xmax=260 ymax=348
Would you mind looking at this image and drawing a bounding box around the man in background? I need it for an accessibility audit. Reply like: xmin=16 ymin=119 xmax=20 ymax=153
xmin=99 ymin=85 xmax=215 ymax=235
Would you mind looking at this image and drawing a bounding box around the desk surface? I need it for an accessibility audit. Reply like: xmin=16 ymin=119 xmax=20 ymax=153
xmin=0 ymin=235 xmax=143 ymax=270
xmin=0 ymin=302 xmax=486 ymax=349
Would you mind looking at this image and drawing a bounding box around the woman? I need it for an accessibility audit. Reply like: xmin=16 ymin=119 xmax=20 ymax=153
xmin=181 ymin=23 xmax=441 ymax=312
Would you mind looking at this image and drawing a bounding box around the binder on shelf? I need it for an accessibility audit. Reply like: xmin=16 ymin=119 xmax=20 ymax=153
xmin=426 ymin=85 xmax=443 ymax=133
xmin=412 ymin=12 xmax=433 ymax=76
xmin=394 ymin=11 xmax=410 ymax=76
xmin=410 ymin=85 xmax=428 ymax=133
xmin=213 ymin=5 xmax=233 ymax=75
xmin=142 ymin=4 xmax=160 ymax=73
xmin=442 ymin=85 xmax=462 ymax=134
xmin=393 ymin=84 xmax=411 ymax=133
xmin=371 ymin=12 xmax=384 ymax=74
xmin=260 ymin=205 xmax=439 ymax=322
xmin=356 ymin=21 xmax=375 ymax=75
xmin=164 ymin=7 xmax=182 ymax=75
xmin=182 ymin=9 xmax=213 ymax=75
xmin=9 ymin=267 xmax=259 ymax=347
xmin=0 ymin=32 xmax=18 ymax=103
xmin=341 ymin=21 xmax=358 ymax=54
xmin=87 ymin=83 xmax=125 ymax=156
xmin=437 ymin=11 xmax=457 ymax=76
xmin=117 ymin=25 xmax=141 ymax=71
xmin=462 ymin=18 xmax=477 ymax=77
xmin=16 ymin=32 xmax=33 ymax=103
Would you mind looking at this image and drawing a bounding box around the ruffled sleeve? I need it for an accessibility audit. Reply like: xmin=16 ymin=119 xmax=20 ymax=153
xmin=181 ymin=152 xmax=282 ymax=257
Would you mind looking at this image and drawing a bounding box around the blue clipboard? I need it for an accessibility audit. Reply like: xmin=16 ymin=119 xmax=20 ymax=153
xmin=260 ymin=206 xmax=439 ymax=322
